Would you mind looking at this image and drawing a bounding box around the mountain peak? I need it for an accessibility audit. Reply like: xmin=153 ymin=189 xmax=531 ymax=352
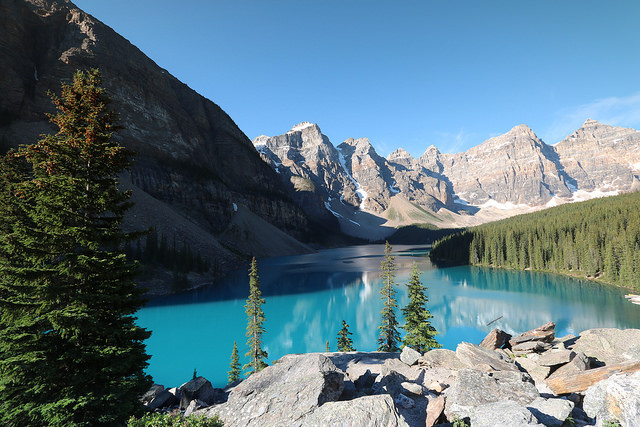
xmin=580 ymin=118 xmax=602 ymax=129
xmin=388 ymin=147 xmax=412 ymax=161
xmin=287 ymin=121 xmax=318 ymax=134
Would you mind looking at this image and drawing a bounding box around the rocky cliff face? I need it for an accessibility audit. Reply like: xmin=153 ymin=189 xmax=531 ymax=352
xmin=432 ymin=125 xmax=573 ymax=206
xmin=554 ymin=119 xmax=640 ymax=193
xmin=0 ymin=0 xmax=313 ymax=291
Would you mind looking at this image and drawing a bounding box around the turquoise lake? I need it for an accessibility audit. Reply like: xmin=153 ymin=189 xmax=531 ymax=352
xmin=136 ymin=244 xmax=640 ymax=388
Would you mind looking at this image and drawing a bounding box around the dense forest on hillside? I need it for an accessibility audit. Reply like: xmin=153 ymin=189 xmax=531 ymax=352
xmin=430 ymin=192 xmax=640 ymax=291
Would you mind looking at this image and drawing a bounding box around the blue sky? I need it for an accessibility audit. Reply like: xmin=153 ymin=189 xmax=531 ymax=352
xmin=74 ymin=0 xmax=640 ymax=157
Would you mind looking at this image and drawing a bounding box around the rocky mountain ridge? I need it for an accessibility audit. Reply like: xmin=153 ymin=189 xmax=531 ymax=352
xmin=255 ymin=120 xmax=640 ymax=239
xmin=0 ymin=0 xmax=317 ymax=293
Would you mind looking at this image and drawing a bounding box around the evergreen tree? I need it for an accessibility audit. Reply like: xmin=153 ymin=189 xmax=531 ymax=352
xmin=336 ymin=320 xmax=356 ymax=352
xmin=227 ymin=341 xmax=241 ymax=384
xmin=244 ymin=257 xmax=268 ymax=374
xmin=0 ymin=69 xmax=151 ymax=426
xmin=402 ymin=263 xmax=441 ymax=353
xmin=377 ymin=241 xmax=402 ymax=351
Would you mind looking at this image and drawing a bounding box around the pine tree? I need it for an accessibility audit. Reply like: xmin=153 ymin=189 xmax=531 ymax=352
xmin=336 ymin=320 xmax=356 ymax=352
xmin=377 ymin=241 xmax=401 ymax=352
xmin=0 ymin=69 xmax=151 ymax=426
xmin=402 ymin=263 xmax=442 ymax=353
xmin=227 ymin=341 xmax=241 ymax=384
xmin=244 ymin=257 xmax=268 ymax=374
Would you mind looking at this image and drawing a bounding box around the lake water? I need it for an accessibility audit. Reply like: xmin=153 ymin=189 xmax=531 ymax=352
xmin=137 ymin=244 xmax=640 ymax=388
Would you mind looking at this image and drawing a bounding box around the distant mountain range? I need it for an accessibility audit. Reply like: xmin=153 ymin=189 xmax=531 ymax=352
xmin=254 ymin=119 xmax=640 ymax=239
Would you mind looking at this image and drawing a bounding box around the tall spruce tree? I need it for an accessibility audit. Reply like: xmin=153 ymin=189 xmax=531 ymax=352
xmin=0 ymin=69 xmax=151 ymax=426
xmin=336 ymin=320 xmax=356 ymax=352
xmin=244 ymin=257 xmax=268 ymax=374
xmin=227 ymin=341 xmax=241 ymax=384
xmin=377 ymin=241 xmax=401 ymax=352
xmin=402 ymin=263 xmax=441 ymax=353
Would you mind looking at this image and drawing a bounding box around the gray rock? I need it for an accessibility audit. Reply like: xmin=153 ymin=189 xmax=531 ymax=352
xmin=203 ymin=353 xmax=344 ymax=426
xmin=470 ymin=400 xmax=544 ymax=427
xmin=570 ymin=328 xmax=640 ymax=366
xmin=509 ymin=322 xmax=556 ymax=347
xmin=400 ymin=381 xmax=424 ymax=396
xmin=141 ymin=384 xmax=178 ymax=410
xmin=515 ymin=355 xmax=552 ymax=386
xmin=340 ymin=378 xmax=358 ymax=400
xmin=400 ymin=346 xmax=421 ymax=366
xmin=538 ymin=350 xmax=576 ymax=367
xmin=179 ymin=376 xmax=219 ymax=409
xmin=583 ymin=371 xmax=640 ymax=427
xmin=527 ymin=397 xmax=574 ymax=427
xmin=547 ymin=352 xmax=590 ymax=381
xmin=479 ymin=328 xmax=512 ymax=350
xmin=444 ymin=368 xmax=539 ymax=419
xmin=456 ymin=341 xmax=520 ymax=371
xmin=395 ymin=393 xmax=415 ymax=409
xmin=380 ymin=357 xmax=422 ymax=382
xmin=300 ymin=394 xmax=409 ymax=427
xmin=418 ymin=349 xmax=467 ymax=370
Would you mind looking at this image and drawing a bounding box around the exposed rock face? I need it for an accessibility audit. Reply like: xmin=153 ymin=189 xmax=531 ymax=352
xmin=204 ymin=353 xmax=344 ymax=426
xmin=444 ymin=369 xmax=539 ymax=419
xmin=421 ymin=125 xmax=573 ymax=206
xmin=386 ymin=148 xmax=454 ymax=211
xmin=555 ymin=119 xmax=640 ymax=193
xmin=0 ymin=0 xmax=311 ymax=291
xmin=300 ymin=394 xmax=408 ymax=427
xmin=253 ymin=122 xmax=360 ymax=223
xmin=338 ymin=137 xmax=395 ymax=213
xmin=568 ymin=328 xmax=640 ymax=365
xmin=469 ymin=400 xmax=544 ymax=427
xmin=583 ymin=371 xmax=640 ymax=427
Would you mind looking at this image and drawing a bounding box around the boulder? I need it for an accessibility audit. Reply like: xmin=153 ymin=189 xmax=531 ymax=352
xmin=380 ymin=357 xmax=422 ymax=382
xmin=425 ymin=395 xmax=445 ymax=427
xmin=546 ymin=360 xmax=640 ymax=395
xmin=515 ymin=355 xmax=552 ymax=387
xmin=418 ymin=348 xmax=467 ymax=370
xmin=583 ymin=371 xmax=640 ymax=426
xmin=547 ymin=352 xmax=590 ymax=381
xmin=551 ymin=334 xmax=578 ymax=350
xmin=299 ymin=394 xmax=409 ymax=427
xmin=400 ymin=346 xmax=421 ymax=366
xmin=141 ymin=384 xmax=177 ymax=410
xmin=400 ymin=381 xmax=424 ymax=396
xmin=179 ymin=376 xmax=221 ymax=409
xmin=444 ymin=368 xmax=539 ymax=419
xmin=538 ymin=350 xmax=576 ymax=367
xmin=456 ymin=342 xmax=520 ymax=372
xmin=469 ymin=400 xmax=544 ymax=427
xmin=509 ymin=322 xmax=556 ymax=348
xmin=570 ymin=328 xmax=640 ymax=366
xmin=479 ymin=328 xmax=512 ymax=350
xmin=526 ymin=397 xmax=574 ymax=427
xmin=202 ymin=353 xmax=344 ymax=426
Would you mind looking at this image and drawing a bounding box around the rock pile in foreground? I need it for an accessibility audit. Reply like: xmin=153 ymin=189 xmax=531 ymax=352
xmin=145 ymin=324 xmax=640 ymax=426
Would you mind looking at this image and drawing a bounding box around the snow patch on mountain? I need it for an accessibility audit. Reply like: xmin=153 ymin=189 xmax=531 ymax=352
xmin=337 ymin=146 xmax=368 ymax=210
